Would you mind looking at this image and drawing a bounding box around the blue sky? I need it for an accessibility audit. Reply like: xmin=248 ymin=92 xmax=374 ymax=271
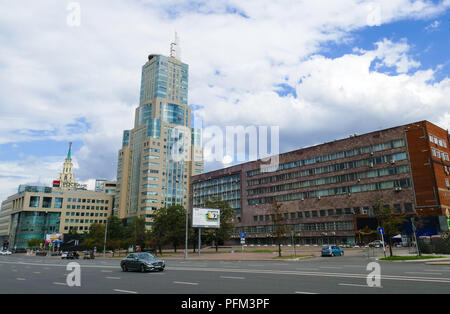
xmin=0 ymin=0 xmax=449 ymax=202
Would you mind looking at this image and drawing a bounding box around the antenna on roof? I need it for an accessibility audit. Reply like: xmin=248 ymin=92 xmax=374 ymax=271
xmin=170 ymin=31 xmax=181 ymax=60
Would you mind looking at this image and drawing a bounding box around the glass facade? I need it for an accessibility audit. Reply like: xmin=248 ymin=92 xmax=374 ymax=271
xmin=13 ymin=211 xmax=60 ymax=249
xmin=193 ymin=174 xmax=241 ymax=217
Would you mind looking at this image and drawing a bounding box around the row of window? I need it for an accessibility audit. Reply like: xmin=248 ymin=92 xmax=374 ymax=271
xmin=248 ymin=179 xmax=411 ymax=205
xmin=65 ymin=217 xmax=107 ymax=224
xmin=235 ymin=221 xmax=355 ymax=234
xmin=247 ymin=152 xmax=407 ymax=187
xmin=247 ymin=139 xmax=405 ymax=177
xmin=66 ymin=212 xmax=108 ymax=217
xmin=67 ymin=198 xmax=109 ymax=204
xmin=66 ymin=205 xmax=109 ymax=210
xmin=431 ymin=148 xmax=450 ymax=161
xmin=63 ymin=223 xmax=106 ymax=231
xmin=247 ymin=165 xmax=409 ymax=196
xmin=253 ymin=203 xmax=414 ymax=222
xmin=429 ymin=134 xmax=448 ymax=148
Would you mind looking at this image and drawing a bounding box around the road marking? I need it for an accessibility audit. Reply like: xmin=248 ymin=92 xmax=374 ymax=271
xmin=320 ymin=266 xmax=342 ymax=269
xmin=101 ymin=270 xmax=113 ymax=273
xmin=106 ymin=277 xmax=121 ymax=280
xmin=248 ymin=264 xmax=265 ymax=267
xmin=33 ymin=272 xmax=41 ymax=274
xmin=173 ymin=281 xmax=199 ymax=285
xmin=16 ymin=278 xmax=26 ymax=281
xmin=296 ymin=268 xmax=319 ymax=271
xmin=220 ymin=276 xmax=245 ymax=280
xmin=295 ymin=291 xmax=318 ymax=294
xmin=114 ymin=289 xmax=138 ymax=294
xmin=405 ymin=272 xmax=443 ymax=275
xmin=53 ymin=282 xmax=66 ymax=286
xmin=338 ymin=283 xmax=379 ymax=288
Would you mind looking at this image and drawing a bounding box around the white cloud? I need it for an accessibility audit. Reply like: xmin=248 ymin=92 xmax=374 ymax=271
xmin=0 ymin=0 xmax=449 ymax=199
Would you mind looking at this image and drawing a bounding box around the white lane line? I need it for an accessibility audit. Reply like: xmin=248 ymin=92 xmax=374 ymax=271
xmin=295 ymin=291 xmax=318 ymax=294
xmin=248 ymin=264 xmax=265 ymax=267
xmin=33 ymin=272 xmax=41 ymax=274
xmin=339 ymin=283 xmax=382 ymax=288
xmin=173 ymin=281 xmax=199 ymax=285
xmin=53 ymin=282 xmax=66 ymax=286
xmin=106 ymin=277 xmax=121 ymax=280
xmin=296 ymin=268 xmax=319 ymax=271
xmin=320 ymin=266 xmax=342 ymax=269
xmin=220 ymin=276 xmax=245 ymax=280
xmin=16 ymin=278 xmax=26 ymax=281
xmin=114 ymin=289 xmax=138 ymax=294
xmin=405 ymin=272 xmax=443 ymax=275
xmin=101 ymin=270 xmax=113 ymax=273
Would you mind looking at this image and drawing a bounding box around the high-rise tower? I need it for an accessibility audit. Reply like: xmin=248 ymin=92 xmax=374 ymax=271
xmin=115 ymin=35 xmax=203 ymax=227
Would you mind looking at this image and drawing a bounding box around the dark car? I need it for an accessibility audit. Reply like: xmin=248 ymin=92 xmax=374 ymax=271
xmin=121 ymin=252 xmax=165 ymax=272
xmin=65 ymin=251 xmax=79 ymax=259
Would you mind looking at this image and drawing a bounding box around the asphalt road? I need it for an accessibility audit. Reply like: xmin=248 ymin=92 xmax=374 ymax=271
xmin=0 ymin=254 xmax=449 ymax=294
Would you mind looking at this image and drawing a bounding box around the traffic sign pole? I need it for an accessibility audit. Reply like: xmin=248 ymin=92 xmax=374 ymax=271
xmin=378 ymin=227 xmax=386 ymax=258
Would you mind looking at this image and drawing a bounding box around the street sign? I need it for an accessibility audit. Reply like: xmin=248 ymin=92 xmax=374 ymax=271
xmin=378 ymin=227 xmax=384 ymax=235
xmin=447 ymin=219 xmax=450 ymax=231
xmin=240 ymin=238 xmax=245 ymax=245
xmin=446 ymin=208 xmax=449 ymax=218
xmin=241 ymin=233 xmax=246 ymax=239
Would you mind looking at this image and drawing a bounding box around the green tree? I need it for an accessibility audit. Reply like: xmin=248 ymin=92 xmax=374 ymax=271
xmin=205 ymin=198 xmax=235 ymax=252
xmin=28 ymin=238 xmax=44 ymax=249
xmin=123 ymin=216 xmax=147 ymax=251
xmin=374 ymin=200 xmax=406 ymax=257
xmin=150 ymin=207 xmax=170 ymax=254
xmin=269 ymin=200 xmax=287 ymax=257
xmin=82 ymin=223 xmax=105 ymax=250
xmin=106 ymin=215 xmax=125 ymax=255
xmin=150 ymin=205 xmax=187 ymax=253
xmin=166 ymin=205 xmax=187 ymax=252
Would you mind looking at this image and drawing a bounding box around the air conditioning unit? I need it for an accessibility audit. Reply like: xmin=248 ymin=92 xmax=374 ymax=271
xmin=391 ymin=160 xmax=396 ymax=164
xmin=362 ymin=209 xmax=368 ymax=215
xmin=394 ymin=187 xmax=402 ymax=192
xmin=369 ymin=162 xmax=374 ymax=168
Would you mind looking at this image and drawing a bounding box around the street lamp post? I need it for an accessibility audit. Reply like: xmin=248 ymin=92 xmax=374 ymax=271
xmin=184 ymin=208 xmax=188 ymax=259
xmin=103 ymin=219 xmax=108 ymax=258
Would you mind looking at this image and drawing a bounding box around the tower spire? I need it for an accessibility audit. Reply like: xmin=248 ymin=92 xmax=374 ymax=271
xmin=67 ymin=142 xmax=72 ymax=160
xmin=170 ymin=31 xmax=181 ymax=60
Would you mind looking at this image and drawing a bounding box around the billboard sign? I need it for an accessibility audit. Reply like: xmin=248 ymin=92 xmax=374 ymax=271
xmin=52 ymin=180 xmax=61 ymax=187
xmin=192 ymin=208 xmax=220 ymax=228
xmin=45 ymin=233 xmax=63 ymax=244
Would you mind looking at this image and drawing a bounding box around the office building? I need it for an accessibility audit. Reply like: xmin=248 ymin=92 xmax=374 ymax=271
xmin=191 ymin=121 xmax=450 ymax=245
xmin=0 ymin=144 xmax=114 ymax=249
xmin=115 ymin=35 xmax=203 ymax=228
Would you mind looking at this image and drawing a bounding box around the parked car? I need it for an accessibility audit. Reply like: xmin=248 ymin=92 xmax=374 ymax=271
xmin=62 ymin=251 xmax=79 ymax=259
xmin=368 ymin=240 xmax=386 ymax=248
xmin=321 ymin=245 xmax=344 ymax=257
xmin=121 ymin=252 xmax=165 ymax=272
xmin=0 ymin=250 xmax=12 ymax=256
xmin=83 ymin=251 xmax=95 ymax=259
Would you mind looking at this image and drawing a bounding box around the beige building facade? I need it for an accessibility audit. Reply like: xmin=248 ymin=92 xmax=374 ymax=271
xmin=0 ymin=145 xmax=114 ymax=249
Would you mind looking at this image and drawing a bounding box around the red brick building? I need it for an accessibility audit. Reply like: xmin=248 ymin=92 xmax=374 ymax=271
xmin=190 ymin=121 xmax=450 ymax=245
